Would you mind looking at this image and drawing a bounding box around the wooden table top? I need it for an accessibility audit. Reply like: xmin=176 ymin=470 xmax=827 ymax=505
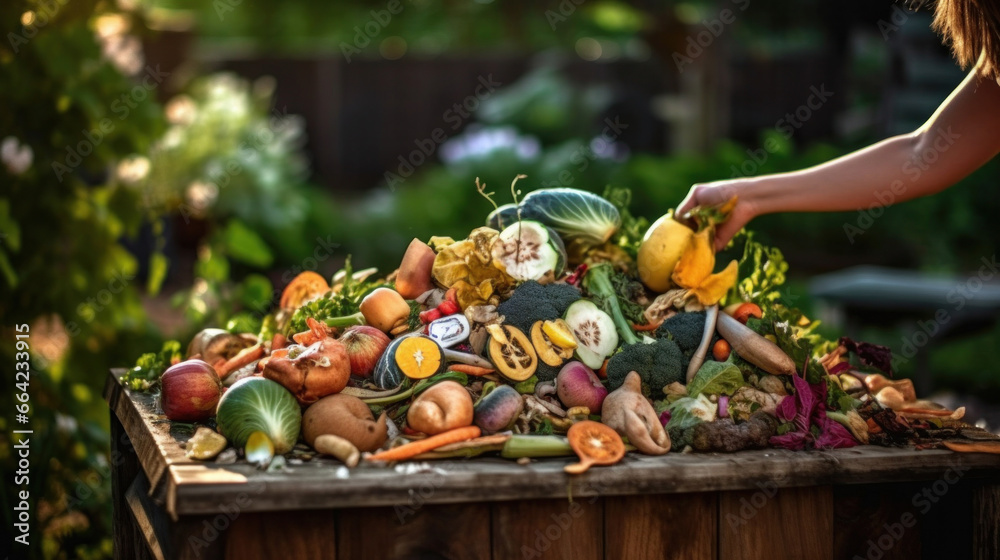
xmin=105 ymin=370 xmax=1000 ymax=520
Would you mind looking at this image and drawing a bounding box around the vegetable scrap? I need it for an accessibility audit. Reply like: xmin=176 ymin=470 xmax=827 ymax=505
xmin=125 ymin=183 xmax=1000 ymax=474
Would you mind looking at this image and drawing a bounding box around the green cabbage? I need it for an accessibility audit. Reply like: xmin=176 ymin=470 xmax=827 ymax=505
xmin=518 ymin=188 xmax=621 ymax=247
xmin=216 ymin=377 xmax=302 ymax=454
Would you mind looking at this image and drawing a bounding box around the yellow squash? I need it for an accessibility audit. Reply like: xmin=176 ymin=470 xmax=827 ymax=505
xmin=636 ymin=212 xmax=694 ymax=293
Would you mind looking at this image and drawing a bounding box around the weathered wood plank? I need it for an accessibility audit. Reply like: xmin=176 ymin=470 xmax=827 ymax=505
xmin=111 ymin=408 xmax=157 ymax=560
xmin=125 ymin=478 xmax=169 ymax=560
xmin=107 ymin=371 xmax=1000 ymax=517
xmin=492 ymin=497 xmax=603 ymax=560
xmin=337 ymin=503 xmax=490 ymax=560
xmin=833 ymin=484 xmax=921 ymax=560
xmin=604 ymin=493 xmax=716 ymax=560
xmin=224 ymin=510 xmax=335 ymax=560
xmin=106 ymin=369 xmax=196 ymax=499
xmin=720 ymin=485 xmax=833 ymax=560
xmin=974 ymin=484 xmax=1000 ymax=560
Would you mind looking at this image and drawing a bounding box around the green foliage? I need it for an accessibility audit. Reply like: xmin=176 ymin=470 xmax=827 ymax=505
xmin=603 ymin=185 xmax=649 ymax=260
xmin=146 ymin=0 xmax=649 ymax=55
xmin=120 ymin=340 xmax=181 ymax=391
xmin=686 ymin=360 xmax=745 ymax=398
xmin=0 ymin=1 xmax=167 ymax=556
xmin=285 ymin=257 xmax=390 ymax=334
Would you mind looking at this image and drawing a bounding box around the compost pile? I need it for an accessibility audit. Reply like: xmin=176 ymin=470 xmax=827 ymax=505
xmin=124 ymin=183 xmax=1000 ymax=471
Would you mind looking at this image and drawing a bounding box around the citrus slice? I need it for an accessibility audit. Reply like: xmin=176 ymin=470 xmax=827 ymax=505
xmin=394 ymin=336 xmax=444 ymax=380
xmin=564 ymin=420 xmax=626 ymax=474
xmin=280 ymin=271 xmax=329 ymax=311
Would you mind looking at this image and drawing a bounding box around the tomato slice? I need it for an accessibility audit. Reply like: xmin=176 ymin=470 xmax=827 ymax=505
xmin=280 ymin=271 xmax=330 ymax=311
xmin=564 ymin=420 xmax=625 ymax=474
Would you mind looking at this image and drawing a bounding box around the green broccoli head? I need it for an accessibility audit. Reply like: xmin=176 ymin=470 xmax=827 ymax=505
xmin=606 ymin=339 xmax=685 ymax=398
xmin=656 ymin=311 xmax=706 ymax=355
xmin=497 ymin=281 xmax=581 ymax=332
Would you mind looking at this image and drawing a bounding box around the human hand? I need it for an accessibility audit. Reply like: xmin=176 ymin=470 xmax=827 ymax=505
xmin=676 ymin=180 xmax=760 ymax=251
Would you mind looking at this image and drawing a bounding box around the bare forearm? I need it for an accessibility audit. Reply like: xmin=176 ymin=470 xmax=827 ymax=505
xmin=747 ymin=132 xmax=956 ymax=215
xmin=730 ymin=66 xmax=1000 ymax=219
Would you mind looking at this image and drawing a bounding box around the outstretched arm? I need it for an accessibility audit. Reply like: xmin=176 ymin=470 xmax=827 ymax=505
xmin=679 ymin=59 xmax=1000 ymax=250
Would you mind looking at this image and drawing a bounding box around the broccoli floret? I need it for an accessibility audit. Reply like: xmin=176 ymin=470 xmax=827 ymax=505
xmin=656 ymin=311 xmax=706 ymax=355
xmin=606 ymin=339 xmax=685 ymax=398
xmin=497 ymin=281 xmax=582 ymax=332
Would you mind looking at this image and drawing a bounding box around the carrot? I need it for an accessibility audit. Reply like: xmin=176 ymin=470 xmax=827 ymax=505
xmin=597 ymin=359 xmax=609 ymax=380
xmin=943 ymin=441 xmax=1000 ymax=454
xmin=631 ymin=320 xmax=662 ymax=332
xmin=366 ymin=426 xmax=481 ymax=462
xmin=217 ymin=344 xmax=265 ymax=379
xmin=732 ymin=302 xmax=763 ymax=324
xmin=448 ymin=364 xmax=495 ymax=377
xmin=292 ymin=330 xmax=321 ymax=346
xmin=271 ymin=333 xmax=288 ymax=351
xmin=444 ymin=287 xmax=458 ymax=305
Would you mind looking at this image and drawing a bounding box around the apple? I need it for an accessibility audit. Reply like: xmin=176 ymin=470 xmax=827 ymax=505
xmin=160 ymin=360 xmax=223 ymax=422
xmin=340 ymin=325 xmax=391 ymax=377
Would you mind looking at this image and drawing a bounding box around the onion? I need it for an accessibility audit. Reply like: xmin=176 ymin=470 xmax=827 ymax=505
xmin=160 ymin=360 xmax=222 ymax=422
xmin=555 ymin=361 xmax=608 ymax=414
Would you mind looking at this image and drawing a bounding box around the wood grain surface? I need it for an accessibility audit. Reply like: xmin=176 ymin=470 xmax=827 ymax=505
xmin=105 ymin=370 xmax=1000 ymax=520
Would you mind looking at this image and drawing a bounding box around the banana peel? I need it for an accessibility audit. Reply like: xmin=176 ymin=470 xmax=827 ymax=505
xmin=670 ymin=228 xmax=738 ymax=306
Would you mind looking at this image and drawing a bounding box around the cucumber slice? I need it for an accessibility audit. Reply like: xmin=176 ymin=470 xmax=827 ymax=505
xmin=563 ymin=300 xmax=619 ymax=369
xmin=492 ymin=220 xmax=567 ymax=281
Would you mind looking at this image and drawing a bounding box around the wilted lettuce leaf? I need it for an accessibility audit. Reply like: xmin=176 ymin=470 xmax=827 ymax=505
xmin=687 ymin=360 xmax=745 ymax=398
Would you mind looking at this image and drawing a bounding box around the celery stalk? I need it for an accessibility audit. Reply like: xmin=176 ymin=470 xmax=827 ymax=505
xmin=500 ymin=435 xmax=574 ymax=458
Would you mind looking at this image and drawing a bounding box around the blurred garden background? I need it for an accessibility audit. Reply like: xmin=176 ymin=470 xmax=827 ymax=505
xmin=3 ymin=0 xmax=1000 ymax=557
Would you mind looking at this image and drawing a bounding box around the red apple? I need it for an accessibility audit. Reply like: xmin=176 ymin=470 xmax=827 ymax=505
xmin=160 ymin=359 xmax=223 ymax=422
xmin=340 ymin=325 xmax=391 ymax=378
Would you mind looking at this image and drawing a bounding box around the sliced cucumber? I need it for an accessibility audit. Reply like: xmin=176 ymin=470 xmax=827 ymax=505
xmin=492 ymin=220 xmax=567 ymax=281
xmin=563 ymin=300 xmax=618 ymax=369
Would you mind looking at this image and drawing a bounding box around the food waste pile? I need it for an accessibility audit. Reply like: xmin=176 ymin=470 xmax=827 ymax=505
xmin=123 ymin=183 xmax=1000 ymax=472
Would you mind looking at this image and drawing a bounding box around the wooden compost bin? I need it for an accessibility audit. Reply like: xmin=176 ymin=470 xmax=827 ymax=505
xmin=105 ymin=370 xmax=1000 ymax=560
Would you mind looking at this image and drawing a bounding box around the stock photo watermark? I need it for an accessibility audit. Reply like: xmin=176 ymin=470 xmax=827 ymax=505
xmin=853 ymin=464 xmax=967 ymax=560
xmin=672 ymin=0 xmax=751 ymax=73
xmin=11 ymin=324 xmax=33 ymax=547
xmin=51 ymin=65 xmax=171 ymax=183
xmin=7 ymin=0 xmax=70 ymax=53
xmin=891 ymin=253 xmax=999 ymax=369
xmin=540 ymin=116 xmax=629 ymax=189
xmin=843 ymin=127 xmax=960 ymax=244
xmin=383 ymin=74 xmax=502 ymax=190
xmin=545 ymin=0 xmax=586 ymax=31
xmin=339 ymin=0 xmax=412 ymax=62
xmin=730 ymin=84 xmax=835 ymax=178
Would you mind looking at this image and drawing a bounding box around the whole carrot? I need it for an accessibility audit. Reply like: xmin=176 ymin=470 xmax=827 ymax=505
xmin=447 ymin=364 xmax=495 ymax=377
xmin=217 ymin=344 xmax=265 ymax=379
xmin=366 ymin=426 xmax=481 ymax=462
